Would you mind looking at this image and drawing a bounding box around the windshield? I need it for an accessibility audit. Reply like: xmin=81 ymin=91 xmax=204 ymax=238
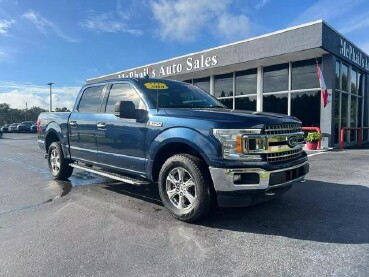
xmin=137 ymin=80 xmax=226 ymax=109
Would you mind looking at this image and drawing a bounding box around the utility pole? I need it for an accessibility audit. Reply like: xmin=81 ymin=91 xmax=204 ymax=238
xmin=47 ymin=82 xmax=54 ymax=112
xmin=25 ymin=102 xmax=27 ymax=121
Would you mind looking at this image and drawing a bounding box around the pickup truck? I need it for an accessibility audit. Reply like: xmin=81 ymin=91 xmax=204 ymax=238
xmin=37 ymin=78 xmax=309 ymax=222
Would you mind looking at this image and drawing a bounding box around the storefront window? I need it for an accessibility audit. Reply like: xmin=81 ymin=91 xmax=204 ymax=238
xmin=341 ymin=93 xmax=349 ymax=142
xmin=334 ymin=91 xmax=340 ymax=144
xmin=235 ymin=69 xmax=257 ymax=95
xmin=291 ymin=59 xmax=320 ymax=90
xmin=291 ymin=91 xmax=320 ymax=127
xmin=351 ymin=69 xmax=357 ymax=94
xmin=335 ymin=61 xmax=340 ymax=90
xmin=263 ymin=64 xmax=288 ymax=93
xmin=358 ymin=97 xmax=363 ymax=127
xmin=193 ymin=77 xmax=210 ymax=93
xmin=358 ymin=72 xmax=364 ymax=96
xmin=215 ymin=73 xmax=233 ymax=98
xmin=219 ymin=98 xmax=233 ymax=109
xmin=350 ymin=96 xmax=357 ymax=141
xmin=263 ymin=93 xmax=288 ymax=114
xmin=235 ymin=96 xmax=257 ymax=111
xmin=341 ymin=64 xmax=349 ymax=92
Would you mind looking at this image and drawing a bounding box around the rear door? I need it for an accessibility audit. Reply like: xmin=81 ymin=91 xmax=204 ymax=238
xmin=96 ymin=82 xmax=148 ymax=174
xmin=69 ymin=85 xmax=105 ymax=163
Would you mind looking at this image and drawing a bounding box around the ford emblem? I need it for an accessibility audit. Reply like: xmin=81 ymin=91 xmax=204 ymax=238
xmin=288 ymin=136 xmax=298 ymax=148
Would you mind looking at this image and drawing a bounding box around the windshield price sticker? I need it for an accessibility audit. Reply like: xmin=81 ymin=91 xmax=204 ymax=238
xmin=144 ymin=82 xmax=168 ymax=90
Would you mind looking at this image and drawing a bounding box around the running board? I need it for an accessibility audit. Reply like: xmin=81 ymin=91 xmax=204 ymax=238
xmin=70 ymin=164 xmax=150 ymax=185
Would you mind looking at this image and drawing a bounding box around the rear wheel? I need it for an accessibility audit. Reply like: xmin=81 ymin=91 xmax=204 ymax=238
xmin=158 ymin=154 xmax=213 ymax=222
xmin=48 ymin=142 xmax=73 ymax=180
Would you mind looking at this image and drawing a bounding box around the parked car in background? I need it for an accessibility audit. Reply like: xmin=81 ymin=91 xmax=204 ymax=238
xmin=8 ymin=123 xmax=20 ymax=132
xmin=17 ymin=121 xmax=35 ymax=133
xmin=0 ymin=128 xmax=2 ymax=138
xmin=1 ymin=124 xmax=10 ymax=133
xmin=30 ymin=123 xmax=37 ymax=133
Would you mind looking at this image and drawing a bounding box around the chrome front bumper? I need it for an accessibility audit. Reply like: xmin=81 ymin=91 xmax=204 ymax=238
xmin=209 ymin=161 xmax=309 ymax=192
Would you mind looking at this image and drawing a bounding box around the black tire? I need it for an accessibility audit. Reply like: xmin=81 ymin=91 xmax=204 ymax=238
xmin=158 ymin=154 xmax=213 ymax=222
xmin=47 ymin=142 xmax=73 ymax=180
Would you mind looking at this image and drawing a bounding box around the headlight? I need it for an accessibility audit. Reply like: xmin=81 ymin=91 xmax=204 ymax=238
xmin=212 ymin=129 xmax=263 ymax=161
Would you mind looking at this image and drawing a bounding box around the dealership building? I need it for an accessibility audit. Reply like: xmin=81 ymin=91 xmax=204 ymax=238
xmin=89 ymin=20 xmax=369 ymax=148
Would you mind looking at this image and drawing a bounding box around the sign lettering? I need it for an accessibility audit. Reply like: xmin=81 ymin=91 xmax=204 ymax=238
xmin=118 ymin=55 xmax=218 ymax=78
xmin=339 ymin=38 xmax=369 ymax=71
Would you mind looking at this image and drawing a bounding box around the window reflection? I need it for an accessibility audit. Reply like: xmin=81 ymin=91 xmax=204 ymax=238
xmin=263 ymin=64 xmax=288 ymax=93
xmin=342 ymin=64 xmax=348 ymax=92
xmin=215 ymin=73 xmax=233 ymax=98
xmin=193 ymin=77 xmax=210 ymax=93
xmin=358 ymin=72 xmax=364 ymax=96
xmin=219 ymin=98 xmax=233 ymax=109
xmin=291 ymin=91 xmax=320 ymax=127
xmin=350 ymin=96 xmax=357 ymax=141
xmin=291 ymin=59 xmax=320 ymax=90
xmin=351 ymin=69 xmax=357 ymax=94
xmin=235 ymin=96 xmax=256 ymax=111
xmin=78 ymin=86 xmax=104 ymax=113
xmin=358 ymin=98 xmax=363 ymax=127
xmin=335 ymin=61 xmax=340 ymax=90
xmin=235 ymin=69 xmax=257 ymax=95
xmin=263 ymin=93 xmax=288 ymax=114
xmin=341 ymin=93 xmax=349 ymax=142
xmin=334 ymin=91 xmax=340 ymax=144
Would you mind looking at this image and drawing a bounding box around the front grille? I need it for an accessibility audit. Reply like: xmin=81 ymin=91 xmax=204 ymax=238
xmin=264 ymin=123 xmax=301 ymax=135
xmin=266 ymin=148 xmax=303 ymax=163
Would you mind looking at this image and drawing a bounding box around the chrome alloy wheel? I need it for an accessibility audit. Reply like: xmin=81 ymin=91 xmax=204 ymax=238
xmin=166 ymin=167 xmax=196 ymax=210
xmin=50 ymin=148 xmax=61 ymax=175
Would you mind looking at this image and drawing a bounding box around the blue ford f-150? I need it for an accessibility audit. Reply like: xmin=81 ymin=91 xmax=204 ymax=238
xmin=37 ymin=78 xmax=309 ymax=222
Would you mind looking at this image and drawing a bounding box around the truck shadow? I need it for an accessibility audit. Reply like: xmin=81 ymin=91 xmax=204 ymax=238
xmin=104 ymin=179 xmax=369 ymax=244
xmin=202 ymin=180 xmax=369 ymax=244
xmin=104 ymin=182 xmax=163 ymax=206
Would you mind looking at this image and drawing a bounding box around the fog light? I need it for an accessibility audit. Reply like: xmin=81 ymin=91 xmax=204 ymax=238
xmin=233 ymin=174 xmax=242 ymax=182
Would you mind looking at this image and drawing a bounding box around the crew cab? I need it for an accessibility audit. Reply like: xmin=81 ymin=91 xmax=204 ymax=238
xmin=37 ymin=78 xmax=309 ymax=222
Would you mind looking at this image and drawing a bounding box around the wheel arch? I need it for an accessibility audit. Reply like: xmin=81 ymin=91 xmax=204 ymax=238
xmin=147 ymin=128 xmax=218 ymax=182
xmin=152 ymin=141 xmax=208 ymax=182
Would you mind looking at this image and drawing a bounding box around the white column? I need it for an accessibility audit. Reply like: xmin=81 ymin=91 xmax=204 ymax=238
xmin=232 ymin=72 xmax=236 ymax=110
xmin=210 ymin=75 xmax=215 ymax=96
xmin=288 ymin=62 xmax=292 ymax=115
xmin=256 ymin=66 xmax=263 ymax=112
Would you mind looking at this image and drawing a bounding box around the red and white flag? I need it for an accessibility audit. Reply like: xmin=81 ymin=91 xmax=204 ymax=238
xmin=316 ymin=63 xmax=330 ymax=108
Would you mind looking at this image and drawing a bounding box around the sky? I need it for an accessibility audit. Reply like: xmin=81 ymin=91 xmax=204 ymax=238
xmin=0 ymin=0 xmax=368 ymax=110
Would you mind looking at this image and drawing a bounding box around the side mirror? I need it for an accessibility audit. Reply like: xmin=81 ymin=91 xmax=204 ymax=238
xmin=114 ymin=101 xmax=136 ymax=119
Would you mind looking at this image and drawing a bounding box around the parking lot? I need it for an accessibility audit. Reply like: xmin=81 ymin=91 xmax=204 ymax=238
xmin=0 ymin=133 xmax=368 ymax=277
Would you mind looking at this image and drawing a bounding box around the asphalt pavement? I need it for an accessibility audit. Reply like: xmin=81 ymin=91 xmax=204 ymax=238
xmin=0 ymin=133 xmax=368 ymax=277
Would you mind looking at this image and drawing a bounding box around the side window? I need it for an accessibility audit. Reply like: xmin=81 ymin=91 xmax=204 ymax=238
xmin=78 ymin=85 xmax=104 ymax=113
xmin=105 ymin=83 xmax=145 ymax=114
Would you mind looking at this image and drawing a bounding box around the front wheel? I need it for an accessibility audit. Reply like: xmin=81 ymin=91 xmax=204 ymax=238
xmin=158 ymin=154 xmax=213 ymax=222
xmin=48 ymin=142 xmax=73 ymax=180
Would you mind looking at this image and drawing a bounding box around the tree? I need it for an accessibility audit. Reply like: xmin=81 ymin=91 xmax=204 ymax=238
xmin=0 ymin=103 xmax=47 ymax=125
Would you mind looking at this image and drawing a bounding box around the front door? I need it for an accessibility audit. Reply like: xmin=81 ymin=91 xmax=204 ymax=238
xmin=96 ymin=83 xmax=147 ymax=174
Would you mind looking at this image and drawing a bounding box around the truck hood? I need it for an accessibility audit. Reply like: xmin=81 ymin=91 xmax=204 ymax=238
xmin=162 ymin=108 xmax=301 ymax=128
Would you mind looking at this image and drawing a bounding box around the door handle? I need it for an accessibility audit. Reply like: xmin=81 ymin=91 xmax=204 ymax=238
xmin=97 ymin=122 xmax=106 ymax=129
xmin=69 ymin=121 xmax=78 ymax=128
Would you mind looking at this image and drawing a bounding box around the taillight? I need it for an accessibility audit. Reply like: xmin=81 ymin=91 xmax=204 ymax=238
xmin=37 ymin=119 xmax=41 ymax=134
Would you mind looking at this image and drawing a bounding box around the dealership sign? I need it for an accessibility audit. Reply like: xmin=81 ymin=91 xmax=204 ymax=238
xmin=340 ymin=38 xmax=369 ymax=71
xmin=118 ymin=54 xmax=218 ymax=78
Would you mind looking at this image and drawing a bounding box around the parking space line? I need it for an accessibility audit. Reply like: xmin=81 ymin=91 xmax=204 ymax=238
xmin=307 ymin=152 xmax=328 ymax=157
